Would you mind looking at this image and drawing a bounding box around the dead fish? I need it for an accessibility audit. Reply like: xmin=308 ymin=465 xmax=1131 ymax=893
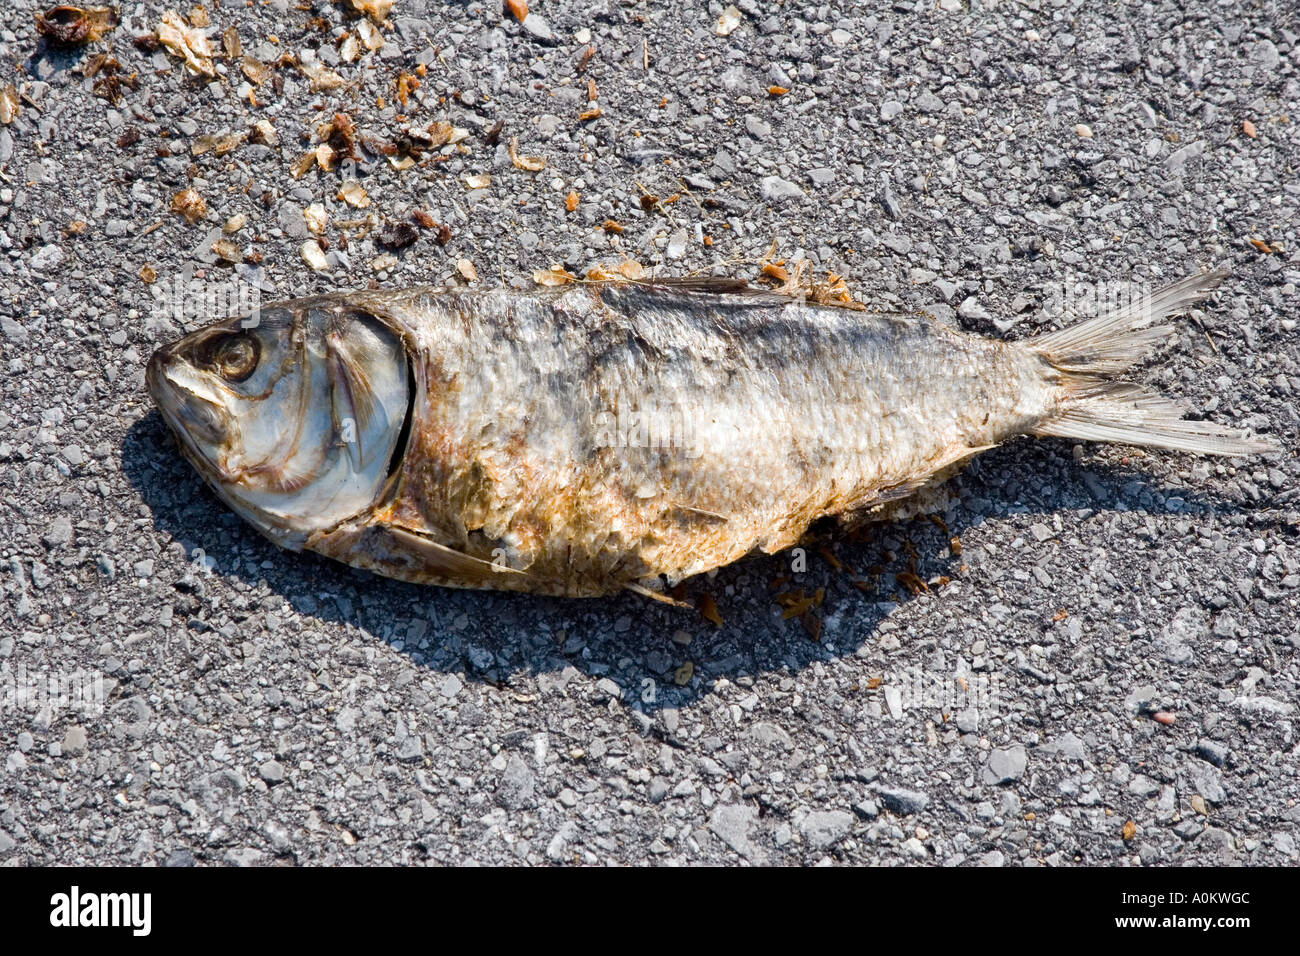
xmin=147 ymin=268 xmax=1275 ymax=599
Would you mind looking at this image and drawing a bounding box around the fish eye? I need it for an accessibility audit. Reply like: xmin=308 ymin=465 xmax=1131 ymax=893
xmin=209 ymin=333 xmax=260 ymax=383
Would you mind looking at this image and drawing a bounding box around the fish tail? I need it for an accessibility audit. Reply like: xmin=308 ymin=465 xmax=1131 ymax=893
xmin=1027 ymin=266 xmax=1277 ymax=456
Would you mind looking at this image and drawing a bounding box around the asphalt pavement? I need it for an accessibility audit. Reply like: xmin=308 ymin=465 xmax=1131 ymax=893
xmin=0 ymin=0 xmax=1297 ymax=865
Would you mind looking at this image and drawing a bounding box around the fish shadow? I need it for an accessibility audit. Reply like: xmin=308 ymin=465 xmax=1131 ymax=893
xmin=123 ymin=409 xmax=1258 ymax=714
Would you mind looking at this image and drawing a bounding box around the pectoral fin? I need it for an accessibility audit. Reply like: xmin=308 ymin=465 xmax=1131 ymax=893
xmin=305 ymin=521 xmax=534 ymax=589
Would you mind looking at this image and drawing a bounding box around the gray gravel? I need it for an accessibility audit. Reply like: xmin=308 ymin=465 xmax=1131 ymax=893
xmin=1 ymin=0 xmax=1298 ymax=866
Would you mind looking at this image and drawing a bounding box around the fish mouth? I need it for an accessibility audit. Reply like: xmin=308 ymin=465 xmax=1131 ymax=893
xmin=146 ymin=345 xmax=232 ymax=465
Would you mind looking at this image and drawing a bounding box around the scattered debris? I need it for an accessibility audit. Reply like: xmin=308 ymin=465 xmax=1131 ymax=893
xmin=585 ymin=260 xmax=645 ymax=281
xmin=170 ymin=188 xmax=207 ymax=223
xmin=716 ymin=5 xmax=741 ymax=37
xmin=0 ymin=85 xmax=20 ymax=125
xmin=137 ymin=264 xmax=158 ymax=284
xmin=192 ymin=130 xmax=245 ymax=157
xmin=221 ymin=24 xmax=240 ymax=59
xmin=698 ymin=593 xmax=723 ymax=626
xmin=223 ymin=214 xmax=246 ymax=234
xmin=508 ymin=136 xmax=546 ymax=171
xmin=298 ymin=55 xmax=345 ymax=92
xmin=36 ymin=5 xmax=118 ymax=46
xmin=319 ymin=113 xmax=359 ymax=162
xmin=463 ymin=173 xmax=491 ymax=190
xmin=456 ymin=258 xmax=477 ymax=282
xmin=210 ymin=238 xmax=240 ymax=262
xmin=504 ymin=0 xmax=528 ymax=23
xmin=565 ymin=190 xmax=579 ymax=212
xmin=301 ymin=239 xmax=329 ymax=271
xmin=337 ymin=180 xmax=370 ymax=208
xmin=377 ymin=221 xmax=418 ymax=250
xmin=249 ymin=119 xmax=278 ymax=146
xmin=356 ymin=18 xmax=384 ymax=51
xmin=304 ymin=203 xmax=327 ymax=235
xmin=482 ymin=119 xmax=506 ymax=146
xmin=343 ymin=0 xmax=394 ymax=24
xmin=240 ymin=56 xmax=272 ymax=86
xmin=673 ymin=661 xmax=694 ymax=686
xmin=396 ymin=71 xmax=420 ymax=107
xmin=157 ymin=9 xmax=214 ymax=77
xmin=533 ymin=266 xmax=576 ymax=286
xmin=1241 ymin=119 xmax=1257 ymax=139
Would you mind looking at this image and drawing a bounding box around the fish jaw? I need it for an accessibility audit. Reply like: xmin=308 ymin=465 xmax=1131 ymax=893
xmin=146 ymin=342 xmax=239 ymax=484
xmin=147 ymin=341 xmax=313 ymax=550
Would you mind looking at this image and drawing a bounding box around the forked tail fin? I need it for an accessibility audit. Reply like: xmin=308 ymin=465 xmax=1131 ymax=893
xmin=1028 ymin=267 xmax=1277 ymax=456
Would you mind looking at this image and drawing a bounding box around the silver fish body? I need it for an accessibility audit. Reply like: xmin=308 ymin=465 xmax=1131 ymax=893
xmin=147 ymin=271 xmax=1274 ymax=598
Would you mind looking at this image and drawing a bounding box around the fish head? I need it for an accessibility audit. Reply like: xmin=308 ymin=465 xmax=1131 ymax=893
xmin=147 ymin=301 xmax=410 ymax=549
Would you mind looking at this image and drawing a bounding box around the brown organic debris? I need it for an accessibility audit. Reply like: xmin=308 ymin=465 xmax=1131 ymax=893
xmin=138 ymin=264 xmax=158 ymax=284
xmin=249 ymin=119 xmax=278 ymax=146
xmin=241 ymin=56 xmax=271 ymax=86
xmin=157 ymin=9 xmax=214 ymax=77
xmin=36 ymin=5 xmax=119 ymax=46
xmin=456 ymin=258 xmax=478 ymax=282
xmin=192 ymin=130 xmax=246 ymax=157
xmin=290 ymin=151 xmax=317 ymax=178
xmin=585 ymin=260 xmax=646 ymax=281
xmin=698 ymin=593 xmax=723 ymax=626
xmin=211 ymin=238 xmax=240 ymax=262
xmin=565 ymin=190 xmax=579 ymax=212
xmin=221 ymin=24 xmax=240 ymax=59
xmin=508 ymin=136 xmax=546 ymax=172
xmin=84 ymin=55 xmax=139 ymax=105
xmin=338 ymin=180 xmax=370 ymax=208
xmin=533 ymin=266 xmax=576 ymax=287
xmin=396 ymin=72 xmax=419 ymax=107
xmin=344 ymin=0 xmax=394 ymax=23
xmin=319 ymin=113 xmax=359 ymax=163
xmin=377 ymin=221 xmax=419 ymax=250
xmin=0 ymin=85 xmax=19 ymax=125
xmin=170 ymin=188 xmax=207 ymax=223
xmin=356 ymin=18 xmax=384 ymax=51
xmin=504 ymin=0 xmax=528 ymax=23
xmin=298 ymin=56 xmax=345 ymax=92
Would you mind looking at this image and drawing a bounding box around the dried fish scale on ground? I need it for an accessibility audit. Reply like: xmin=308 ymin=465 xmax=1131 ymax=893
xmin=147 ymin=268 xmax=1275 ymax=598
